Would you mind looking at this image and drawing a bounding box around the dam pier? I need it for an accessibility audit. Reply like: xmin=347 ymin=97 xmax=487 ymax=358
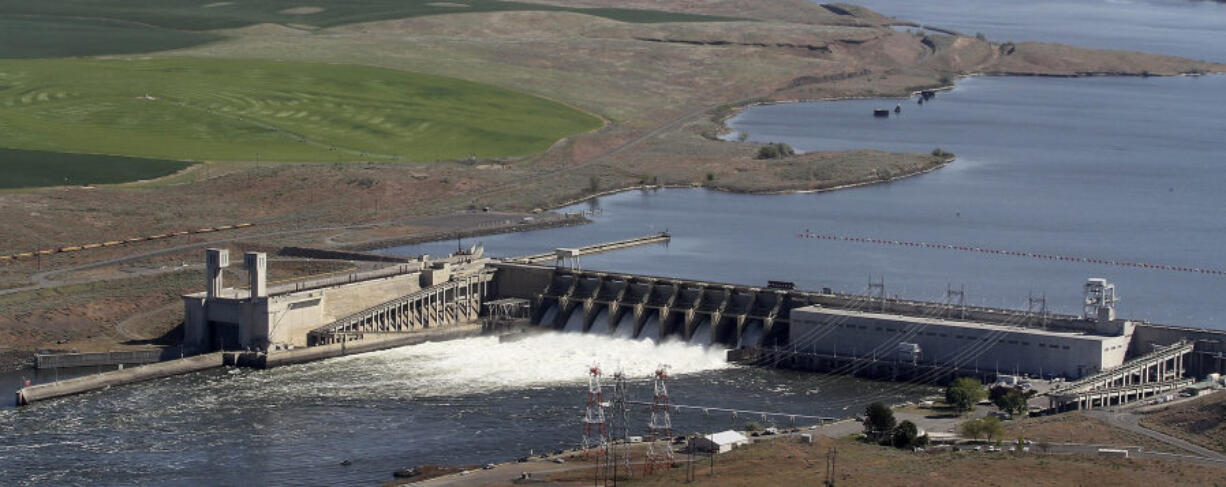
xmin=15 ymin=233 xmax=1226 ymax=411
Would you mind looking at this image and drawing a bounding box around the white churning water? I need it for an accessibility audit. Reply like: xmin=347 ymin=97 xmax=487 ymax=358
xmin=297 ymin=332 xmax=732 ymax=398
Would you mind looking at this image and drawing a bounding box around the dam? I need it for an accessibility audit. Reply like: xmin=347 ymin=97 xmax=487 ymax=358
xmin=16 ymin=234 xmax=1226 ymax=411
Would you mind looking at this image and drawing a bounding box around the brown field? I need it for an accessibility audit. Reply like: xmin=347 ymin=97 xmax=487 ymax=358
xmin=1140 ymin=392 xmax=1226 ymax=455
xmin=538 ymin=436 xmax=1226 ymax=487
xmin=1003 ymin=412 xmax=1181 ymax=453
xmin=2 ymin=0 xmax=1223 ymax=356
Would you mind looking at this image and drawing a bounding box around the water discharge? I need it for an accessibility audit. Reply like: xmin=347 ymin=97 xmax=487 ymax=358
xmin=284 ymin=332 xmax=732 ymax=398
xmin=612 ymin=313 xmax=636 ymax=339
xmin=561 ymin=308 xmax=584 ymax=333
xmin=740 ymin=321 xmax=764 ymax=348
xmin=539 ymin=304 xmax=558 ymax=327
xmin=690 ymin=318 xmax=712 ymax=346
xmin=587 ymin=308 xmax=611 ymax=335
xmin=638 ymin=315 xmax=660 ymax=341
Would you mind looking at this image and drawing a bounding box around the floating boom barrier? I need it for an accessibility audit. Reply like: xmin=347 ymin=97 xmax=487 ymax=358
xmin=1 ymin=223 xmax=255 ymax=262
xmin=798 ymin=231 xmax=1225 ymax=276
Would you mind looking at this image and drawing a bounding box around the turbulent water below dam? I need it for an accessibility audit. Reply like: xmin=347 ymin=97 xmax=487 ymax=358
xmin=0 ymin=333 xmax=927 ymax=485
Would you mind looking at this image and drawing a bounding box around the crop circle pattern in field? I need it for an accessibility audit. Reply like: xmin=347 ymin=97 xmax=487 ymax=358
xmin=0 ymin=58 xmax=602 ymax=163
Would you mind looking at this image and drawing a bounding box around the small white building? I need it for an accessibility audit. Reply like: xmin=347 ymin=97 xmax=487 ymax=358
xmin=693 ymin=430 xmax=749 ymax=454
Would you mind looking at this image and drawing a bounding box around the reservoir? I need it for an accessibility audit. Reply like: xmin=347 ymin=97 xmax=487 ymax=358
xmin=391 ymin=75 xmax=1226 ymax=329
xmin=852 ymin=0 xmax=1226 ymax=63
xmin=4 ymin=1 xmax=1226 ymax=485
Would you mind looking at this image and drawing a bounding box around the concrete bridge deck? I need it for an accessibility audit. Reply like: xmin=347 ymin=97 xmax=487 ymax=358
xmin=506 ymin=232 xmax=670 ymax=265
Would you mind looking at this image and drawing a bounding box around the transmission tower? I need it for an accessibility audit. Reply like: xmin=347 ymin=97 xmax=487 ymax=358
xmin=582 ymin=365 xmax=608 ymax=464
xmin=1027 ymin=291 xmax=1049 ymax=328
xmin=869 ymin=275 xmax=886 ymax=313
xmin=645 ymin=365 xmax=675 ymax=474
xmin=610 ymin=370 xmax=631 ymax=483
xmin=946 ymin=283 xmax=966 ymax=319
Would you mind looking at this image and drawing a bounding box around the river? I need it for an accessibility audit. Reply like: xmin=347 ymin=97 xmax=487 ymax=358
xmin=858 ymin=0 xmax=1226 ymax=63
xmin=390 ymin=76 xmax=1226 ymax=328
xmin=4 ymin=0 xmax=1226 ymax=484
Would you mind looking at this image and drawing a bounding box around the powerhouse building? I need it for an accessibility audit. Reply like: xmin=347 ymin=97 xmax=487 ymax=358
xmin=789 ymin=306 xmax=1133 ymax=379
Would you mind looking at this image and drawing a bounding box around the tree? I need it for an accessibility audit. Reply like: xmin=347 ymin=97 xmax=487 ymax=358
xmin=945 ymin=377 xmax=987 ymax=413
xmin=863 ymin=402 xmax=896 ymax=443
xmin=993 ymin=389 xmax=1028 ymax=417
xmin=960 ymin=416 xmax=1003 ymax=442
xmin=961 ymin=418 xmax=984 ymax=440
xmin=980 ymin=416 xmax=1004 ymax=442
xmin=891 ymin=420 xmax=923 ymax=449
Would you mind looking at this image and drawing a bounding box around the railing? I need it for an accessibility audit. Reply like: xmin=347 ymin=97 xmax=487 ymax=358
xmin=1062 ymin=340 xmax=1192 ymax=393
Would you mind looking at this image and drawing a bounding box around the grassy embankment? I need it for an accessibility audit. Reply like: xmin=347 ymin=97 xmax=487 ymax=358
xmin=0 ymin=58 xmax=601 ymax=164
xmin=0 ymin=0 xmax=733 ymax=58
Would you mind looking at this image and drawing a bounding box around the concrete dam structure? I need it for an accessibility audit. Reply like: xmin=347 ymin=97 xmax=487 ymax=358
xmin=17 ymin=235 xmax=1226 ymax=407
xmin=182 ymin=248 xmax=491 ymax=353
xmin=490 ymin=263 xmax=1226 ymax=386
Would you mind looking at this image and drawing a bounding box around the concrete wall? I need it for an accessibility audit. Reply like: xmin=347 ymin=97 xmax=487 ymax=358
xmin=321 ymin=272 xmax=422 ymax=323
xmin=1133 ymin=323 xmax=1226 ymax=377
xmin=231 ymin=325 xmax=481 ymax=369
xmin=16 ymin=353 xmax=224 ymax=406
xmin=35 ymin=349 xmax=167 ymax=369
xmin=265 ymin=291 xmax=328 ymax=348
xmin=790 ymin=308 xmax=1130 ymax=379
xmin=491 ymin=263 xmax=554 ymax=300
xmin=183 ymin=272 xmax=424 ymax=351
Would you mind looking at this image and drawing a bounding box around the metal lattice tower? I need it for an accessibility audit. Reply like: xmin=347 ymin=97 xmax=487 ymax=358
xmin=946 ymin=283 xmax=966 ymax=319
xmin=1027 ymin=291 xmax=1049 ymax=328
xmin=645 ymin=365 xmax=674 ymax=474
xmin=610 ymin=370 xmax=632 ymax=481
xmin=869 ymin=275 xmax=886 ymax=313
xmin=582 ymin=365 xmax=608 ymax=460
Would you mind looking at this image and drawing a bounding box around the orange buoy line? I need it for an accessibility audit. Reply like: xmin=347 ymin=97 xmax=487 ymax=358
xmin=797 ymin=231 xmax=1225 ymax=276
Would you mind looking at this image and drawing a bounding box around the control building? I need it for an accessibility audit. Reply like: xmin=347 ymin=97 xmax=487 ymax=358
xmin=788 ymin=280 xmax=1135 ymax=379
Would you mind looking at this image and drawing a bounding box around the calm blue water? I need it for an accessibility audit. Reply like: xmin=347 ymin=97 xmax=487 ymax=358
xmin=389 ymin=75 xmax=1226 ymax=328
xmin=849 ymin=0 xmax=1226 ymax=62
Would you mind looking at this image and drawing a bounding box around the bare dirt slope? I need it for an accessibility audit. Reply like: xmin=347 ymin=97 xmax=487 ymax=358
xmin=1140 ymin=392 xmax=1226 ymax=455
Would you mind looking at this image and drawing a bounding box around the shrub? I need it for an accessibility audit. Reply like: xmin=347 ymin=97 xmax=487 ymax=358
xmin=891 ymin=420 xmax=920 ymax=449
xmin=756 ymin=142 xmax=795 ymax=160
xmin=863 ymin=402 xmax=896 ymax=443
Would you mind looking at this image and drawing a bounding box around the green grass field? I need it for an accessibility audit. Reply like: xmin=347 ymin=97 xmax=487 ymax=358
xmin=0 ymin=58 xmax=603 ymax=163
xmin=0 ymin=16 xmax=222 ymax=59
xmin=1 ymin=1 xmax=735 ymax=59
xmin=0 ymin=148 xmax=193 ymax=189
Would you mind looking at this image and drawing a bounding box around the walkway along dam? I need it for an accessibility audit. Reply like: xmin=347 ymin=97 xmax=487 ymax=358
xmin=16 ymin=234 xmax=1226 ymax=411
